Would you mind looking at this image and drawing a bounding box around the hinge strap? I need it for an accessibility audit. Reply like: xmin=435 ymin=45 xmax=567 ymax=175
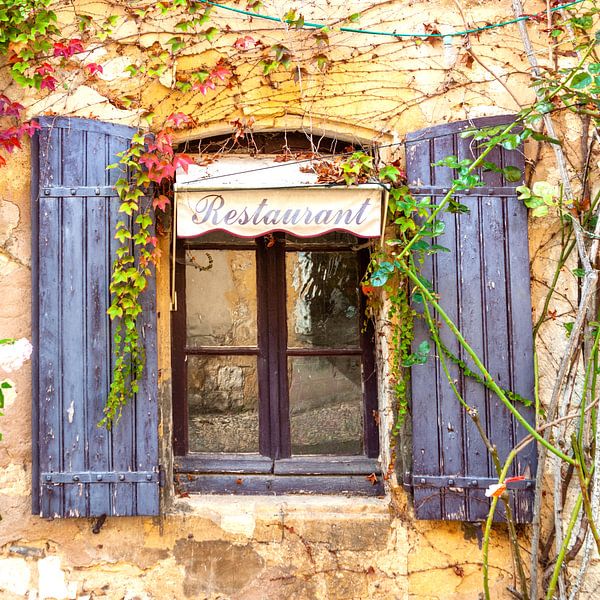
xmin=42 ymin=471 xmax=159 ymax=484
xmin=409 ymin=475 xmax=535 ymax=490
xmin=40 ymin=186 xmax=118 ymax=198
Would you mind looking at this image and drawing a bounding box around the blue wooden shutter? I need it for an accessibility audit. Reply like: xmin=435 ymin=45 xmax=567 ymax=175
xmin=405 ymin=116 xmax=536 ymax=522
xmin=32 ymin=116 xmax=160 ymax=517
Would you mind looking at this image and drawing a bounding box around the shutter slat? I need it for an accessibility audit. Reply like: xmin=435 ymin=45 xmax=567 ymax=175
xmin=135 ymin=197 xmax=160 ymax=515
xmin=61 ymin=195 xmax=87 ymax=517
xmin=33 ymin=117 xmax=160 ymax=518
xmin=406 ymin=116 xmax=536 ymax=522
xmin=107 ymin=134 xmax=136 ymax=517
xmin=38 ymin=123 xmax=63 ymax=518
xmin=436 ymin=211 xmax=467 ymax=521
xmin=458 ymin=198 xmax=491 ymax=522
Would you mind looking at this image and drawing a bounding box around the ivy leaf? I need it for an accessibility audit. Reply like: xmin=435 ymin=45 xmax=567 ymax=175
xmin=85 ymin=62 xmax=103 ymax=76
xmin=204 ymin=27 xmax=219 ymax=42
xmin=571 ymin=72 xmax=592 ymax=90
xmin=401 ymin=341 xmax=431 ymax=367
xmin=166 ymin=37 xmax=185 ymax=53
xmin=502 ymin=165 xmax=522 ymax=182
xmin=153 ymin=194 xmax=171 ymax=211
xmin=234 ymin=35 xmax=256 ymax=51
xmin=167 ymin=112 xmax=192 ymax=128
xmin=210 ymin=64 xmax=231 ymax=81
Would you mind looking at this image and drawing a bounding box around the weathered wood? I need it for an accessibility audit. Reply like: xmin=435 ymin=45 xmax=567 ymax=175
xmin=406 ymin=116 xmax=536 ymax=523
xmin=32 ymin=117 xmax=159 ymax=518
xmin=179 ymin=474 xmax=385 ymax=495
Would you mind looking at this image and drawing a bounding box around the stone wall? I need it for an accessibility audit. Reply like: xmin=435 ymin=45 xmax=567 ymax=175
xmin=0 ymin=0 xmax=597 ymax=598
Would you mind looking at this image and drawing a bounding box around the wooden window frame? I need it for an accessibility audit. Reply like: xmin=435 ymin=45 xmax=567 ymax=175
xmin=172 ymin=233 xmax=381 ymax=495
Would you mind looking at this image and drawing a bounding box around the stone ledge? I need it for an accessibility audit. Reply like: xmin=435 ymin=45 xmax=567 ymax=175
xmin=170 ymin=494 xmax=391 ymax=518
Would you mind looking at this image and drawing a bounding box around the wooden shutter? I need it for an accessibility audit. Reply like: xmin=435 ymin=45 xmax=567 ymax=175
xmin=32 ymin=117 xmax=160 ymax=518
xmin=405 ymin=116 xmax=536 ymax=522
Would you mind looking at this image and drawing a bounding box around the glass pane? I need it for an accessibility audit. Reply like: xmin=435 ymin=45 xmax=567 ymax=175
xmin=186 ymin=249 xmax=257 ymax=346
xmin=286 ymin=251 xmax=360 ymax=348
xmin=187 ymin=355 xmax=259 ymax=453
xmin=288 ymin=356 xmax=364 ymax=455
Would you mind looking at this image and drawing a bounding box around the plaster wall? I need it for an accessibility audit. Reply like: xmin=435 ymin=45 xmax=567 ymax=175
xmin=0 ymin=0 xmax=595 ymax=598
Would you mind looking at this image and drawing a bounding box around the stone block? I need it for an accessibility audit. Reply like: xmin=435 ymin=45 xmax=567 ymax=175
xmin=173 ymin=539 xmax=265 ymax=597
xmin=0 ymin=556 xmax=31 ymax=596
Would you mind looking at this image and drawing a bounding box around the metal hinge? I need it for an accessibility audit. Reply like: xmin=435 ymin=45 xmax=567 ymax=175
xmin=40 ymin=186 xmax=118 ymax=198
xmin=42 ymin=471 xmax=159 ymax=484
xmin=407 ymin=474 xmax=535 ymax=490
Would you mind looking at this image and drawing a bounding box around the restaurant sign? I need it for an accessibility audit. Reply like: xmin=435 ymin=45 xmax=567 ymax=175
xmin=176 ymin=186 xmax=382 ymax=238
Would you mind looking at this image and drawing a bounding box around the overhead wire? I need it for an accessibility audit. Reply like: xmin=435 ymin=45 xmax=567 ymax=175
xmin=205 ymin=0 xmax=587 ymax=39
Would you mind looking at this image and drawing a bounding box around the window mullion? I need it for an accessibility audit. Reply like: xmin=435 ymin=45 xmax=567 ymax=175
xmin=257 ymin=237 xmax=291 ymax=460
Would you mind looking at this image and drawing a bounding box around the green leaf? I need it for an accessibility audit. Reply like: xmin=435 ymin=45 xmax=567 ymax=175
xmin=166 ymin=37 xmax=185 ymax=52
xmin=401 ymin=340 xmax=431 ymax=367
xmin=589 ymin=62 xmax=600 ymax=75
xmin=571 ymin=72 xmax=592 ymax=90
xmin=564 ymin=321 xmax=574 ymax=336
xmin=572 ymin=267 xmax=586 ymax=278
xmin=204 ymin=27 xmax=219 ymax=42
xmin=502 ymin=165 xmax=522 ymax=182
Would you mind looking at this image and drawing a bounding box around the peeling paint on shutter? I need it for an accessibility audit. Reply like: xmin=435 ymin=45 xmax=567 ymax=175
xmin=405 ymin=116 xmax=536 ymax=522
xmin=32 ymin=116 xmax=159 ymax=518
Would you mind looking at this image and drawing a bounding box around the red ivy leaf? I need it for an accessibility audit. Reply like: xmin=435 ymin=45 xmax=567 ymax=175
xmin=210 ymin=64 xmax=231 ymax=81
xmin=152 ymin=195 xmax=170 ymax=211
xmin=40 ymin=75 xmax=57 ymax=91
xmin=0 ymin=95 xmax=24 ymax=118
xmin=54 ymin=39 xmax=84 ymax=58
xmin=35 ymin=62 xmax=54 ymax=76
xmin=173 ymin=153 xmax=194 ymax=173
xmin=85 ymin=62 xmax=103 ymax=75
xmin=193 ymin=79 xmax=216 ymax=95
xmin=166 ymin=112 xmax=192 ymax=128
xmin=234 ymin=35 xmax=256 ymax=51
xmin=18 ymin=120 xmax=41 ymax=137
xmin=0 ymin=128 xmax=22 ymax=153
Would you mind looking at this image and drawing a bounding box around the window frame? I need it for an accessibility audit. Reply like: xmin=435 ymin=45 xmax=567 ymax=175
xmin=171 ymin=232 xmax=381 ymax=494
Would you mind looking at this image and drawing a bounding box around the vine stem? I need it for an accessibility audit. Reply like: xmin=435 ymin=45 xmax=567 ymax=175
xmin=402 ymin=264 xmax=574 ymax=464
xmin=510 ymin=5 xmax=599 ymax=593
xmin=546 ymin=492 xmax=584 ymax=599
xmin=420 ymin=299 xmax=529 ymax=599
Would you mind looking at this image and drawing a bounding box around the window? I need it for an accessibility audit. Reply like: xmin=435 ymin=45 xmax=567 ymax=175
xmin=31 ymin=116 xmax=536 ymax=520
xmin=172 ymin=231 xmax=381 ymax=494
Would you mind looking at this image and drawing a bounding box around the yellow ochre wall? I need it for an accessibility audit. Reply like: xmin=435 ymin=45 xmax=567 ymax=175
xmin=0 ymin=1 xmax=594 ymax=598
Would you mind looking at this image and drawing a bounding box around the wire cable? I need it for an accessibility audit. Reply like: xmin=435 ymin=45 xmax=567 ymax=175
xmin=205 ymin=0 xmax=587 ymax=39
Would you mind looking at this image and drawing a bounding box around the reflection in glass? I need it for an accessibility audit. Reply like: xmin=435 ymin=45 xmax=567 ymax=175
xmin=288 ymin=356 xmax=363 ymax=455
xmin=186 ymin=249 xmax=257 ymax=346
xmin=286 ymin=251 xmax=360 ymax=348
xmin=286 ymin=232 xmax=358 ymax=248
xmin=187 ymin=355 xmax=259 ymax=453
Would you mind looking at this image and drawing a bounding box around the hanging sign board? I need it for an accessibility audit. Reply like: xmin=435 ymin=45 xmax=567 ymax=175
xmin=176 ymin=186 xmax=382 ymax=239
